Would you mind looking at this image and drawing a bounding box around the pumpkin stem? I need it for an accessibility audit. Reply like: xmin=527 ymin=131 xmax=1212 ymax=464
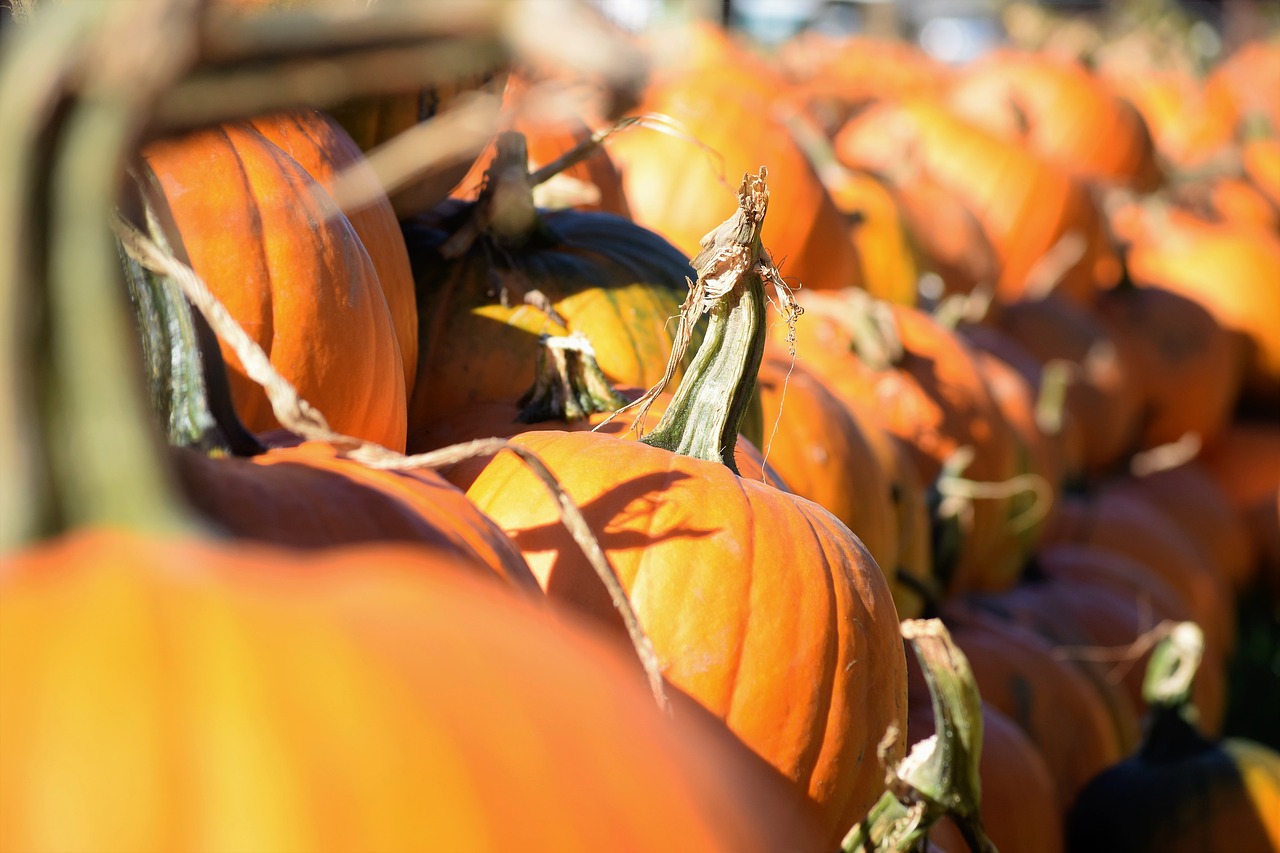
xmin=441 ymin=131 xmax=551 ymax=260
xmin=517 ymin=333 xmax=628 ymax=424
xmin=842 ymin=619 xmax=994 ymax=853
xmin=639 ymin=168 xmax=773 ymax=472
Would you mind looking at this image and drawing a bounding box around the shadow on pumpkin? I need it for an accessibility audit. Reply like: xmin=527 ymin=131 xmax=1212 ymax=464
xmin=503 ymin=469 xmax=721 ymax=632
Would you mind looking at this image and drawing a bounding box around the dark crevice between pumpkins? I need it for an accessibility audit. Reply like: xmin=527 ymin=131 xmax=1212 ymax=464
xmin=638 ymin=169 xmax=772 ymax=473
xmin=120 ymin=163 xmax=265 ymax=458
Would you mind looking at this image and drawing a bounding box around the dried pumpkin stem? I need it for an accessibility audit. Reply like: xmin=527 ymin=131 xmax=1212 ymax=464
xmin=640 ymin=168 xmax=773 ymax=471
xmin=518 ymin=333 xmax=628 ymax=424
xmin=115 ymin=217 xmax=671 ymax=714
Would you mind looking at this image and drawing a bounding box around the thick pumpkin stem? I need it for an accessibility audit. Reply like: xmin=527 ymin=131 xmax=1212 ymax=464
xmin=842 ymin=619 xmax=994 ymax=853
xmin=441 ymin=131 xmax=550 ymax=259
xmin=640 ymin=169 xmax=771 ymax=472
xmin=518 ymin=333 xmax=628 ymax=424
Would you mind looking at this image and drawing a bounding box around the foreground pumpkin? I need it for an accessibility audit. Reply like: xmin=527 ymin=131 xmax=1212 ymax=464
xmin=1067 ymin=623 xmax=1280 ymax=852
xmin=142 ymin=123 xmax=408 ymax=450
xmin=455 ymin=172 xmax=907 ymax=843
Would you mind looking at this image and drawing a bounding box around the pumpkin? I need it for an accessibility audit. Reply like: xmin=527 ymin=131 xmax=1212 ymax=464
xmin=890 ymin=172 xmax=1000 ymax=299
xmin=913 ymin=699 xmax=1064 ymax=853
xmin=1093 ymin=281 xmax=1246 ymax=451
xmin=824 ymin=166 xmax=919 ymax=305
xmin=1200 ymin=422 xmax=1280 ymax=589
xmin=1067 ymin=623 xmax=1280 ymax=852
xmin=1101 ymin=68 xmax=1239 ymax=172
xmin=943 ymin=602 xmax=1129 ymax=811
xmin=1243 ymin=137 xmax=1280 ymax=211
xmin=756 ymin=343 xmax=918 ymax=617
xmin=606 ymin=58 xmax=862 ymax=293
xmin=1042 ymin=491 xmax=1236 ymax=663
xmin=946 ymin=49 xmax=1162 ymax=190
xmin=247 ymin=109 xmax=419 ymax=398
xmin=454 ymin=173 xmax=908 ymax=844
xmin=1126 ymin=215 xmax=1280 ymax=407
xmin=1206 ymin=40 xmax=1280 ymax=136
xmin=142 ymin=123 xmax=408 ymax=450
xmin=399 ymin=133 xmax=697 ymax=430
xmin=989 ymin=294 xmax=1142 ymax=479
xmin=834 ymin=97 xmax=1119 ymax=305
xmin=1101 ymin=461 xmax=1258 ymax=593
xmin=778 ymin=290 xmax=1023 ymax=595
xmin=0 ymin=531 xmax=822 ymax=853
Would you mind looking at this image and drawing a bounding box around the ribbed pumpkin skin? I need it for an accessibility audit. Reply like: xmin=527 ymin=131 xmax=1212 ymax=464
xmin=1094 ymin=283 xmax=1245 ymax=451
xmin=607 ymin=67 xmax=863 ymax=293
xmin=0 ymin=530 xmax=818 ymax=853
xmin=170 ymin=441 xmax=536 ymax=589
xmin=400 ymin=204 xmax=694 ymax=428
xmin=248 ymin=109 xmax=419 ymax=398
xmin=1126 ymin=218 xmax=1280 ymax=407
xmin=144 ymin=124 xmax=407 ymax=450
xmin=460 ymin=429 xmax=908 ymax=845
xmin=833 ymin=98 xmax=1117 ymax=305
xmin=946 ymin=50 xmax=1162 ymax=190
xmin=756 ymin=348 xmax=907 ymax=614
xmin=943 ymin=605 xmax=1127 ymax=812
xmin=781 ymin=294 xmax=1022 ymax=594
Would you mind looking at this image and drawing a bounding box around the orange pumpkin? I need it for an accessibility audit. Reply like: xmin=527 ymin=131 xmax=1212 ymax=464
xmin=943 ymin=602 xmax=1128 ymax=812
xmin=143 ymin=123 xmax=408 ymax=450
xmin=756 ymin=344 xmax=917 ymax=617
xmin=946 ymin=49 xmax=1162 ymax=190
xmin=780 ymin=290 xmax=1023 ymax=594
xmin=1200 ymin=422 xmax=1280 ymax=590
xmin=1093 ymin=282 xmax=1246 ymax=451
xmin=834 ymin=98 xmax=1119 ymax=305
xmin=248 ymin=109 xmax=419 ymax=398
xmin=607 ymin=65 xmax=862 ymax=293
xmin=0 ymin=531 xmax=822 ymax=853
xmin=1126 ymin=215 xmax=1280 ymax=406
xmin=455 ymin=174 xmax=907 ymax=844
xmin=825 ymin=167 xmax=920 ymax=305
xmin=1102 ymin=68 xmax=1239 ymax=171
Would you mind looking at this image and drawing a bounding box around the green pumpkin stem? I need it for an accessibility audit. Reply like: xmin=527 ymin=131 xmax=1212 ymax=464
xmin=842 ymin=619 xmax=994 ymax=853
xmin=639 ymin=169 xmax=772 ymax=472
xmin=517 ymin=333 xmax=628 ymax=424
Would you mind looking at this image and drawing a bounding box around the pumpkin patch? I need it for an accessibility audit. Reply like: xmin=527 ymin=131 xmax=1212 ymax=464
xmin=2 ymin=1 xmax=1278 ymax=851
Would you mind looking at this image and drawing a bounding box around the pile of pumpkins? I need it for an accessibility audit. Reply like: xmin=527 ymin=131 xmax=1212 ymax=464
xmin=1 ymin=2 xmax=1278 ymax=851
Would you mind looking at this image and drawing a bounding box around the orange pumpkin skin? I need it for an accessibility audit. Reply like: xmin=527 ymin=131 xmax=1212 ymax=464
xmin=1102 ymin=69 xmax=1238 ymax=171
xmin=833 ymin=98 xmax=1118 ymax=305
xmin=248 ymin=109 xmax=419 ymax=398
xmin=943 ymin=603 xmax=1128 ymax=812
xmin=143 ymin=123 xmax=407 ymax=450
xmin=459 ymin=429 xmax=908 ymax=844
xmin=826 ymin=168 xmax=919 ymax=306
xmin=1102 ymin=462 xmax=1258 ymax=593
xmin=1207 ymin=39 xmax=1280 ymax=136
xmin=782 ymin=293 xmax=1022 ymax=594
xmin=1094 ymin=283 xmax=1246 ymax=451
xmin=1243 ymin=138 xmax=1280 ymax=211
xmin=1126 ymin=217 xmax=1280 ymax=406
xmin=170 ymin=440 xmax=536 ymax=589
xmin=891 ymin=174 xmax=1000 ymax=299
xmin=1200 ymin=422 xmax=1280 ymax=591
xmin=946 ymin=50 xmax=1162 ymax=191
xmin=756 ymin=347 xmax=914 ymax=617
xmin=1042 ymin=492 xmax=1236 ymax=666
xmin=991 ymin=294 xmax=1142 ymax=479
xmin=0 ymin=530 xmax=820 ymax=853
xmin=607 ymin=68 xmax=862 ymax=293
